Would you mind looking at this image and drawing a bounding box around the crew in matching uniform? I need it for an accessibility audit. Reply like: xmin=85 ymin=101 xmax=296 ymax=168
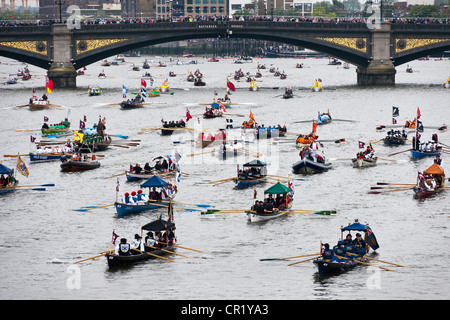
xmin=115 ymin=238 xmax=131 ymax=256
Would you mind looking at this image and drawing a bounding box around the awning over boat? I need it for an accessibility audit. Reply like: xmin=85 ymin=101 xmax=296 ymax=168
xmin=141 ymin=175 xmax=169 ymax=188
xmin=0 ymin=163 xmax=13 ymax=175
xmin=264 ymin=182 xmax=291 ymax=194
xmin=243 ymin=159 xmax=267 ymax=167
xmin=423 ymin=163 xmax=444 ymax=175
xmin=141 ymin=219 xmax=175 ymax=231
xmin=341 ymin=222 xmax=370 ymax=232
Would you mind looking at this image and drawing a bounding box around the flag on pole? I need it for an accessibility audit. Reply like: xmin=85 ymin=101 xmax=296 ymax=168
xmin=392 ymin=106 xmax=399 ymax=117
xmin=141 ymin=78 xmax=147 ymax=88
xmin=312 ymin=122 xmax=318 ymax=133
xmin=111 ymin=230 xmax=119 ymax=245
xmin=176 ymin=165 xmax=181 ymax=183
xmin=44 ymin=116 xmax=48 ymax=122
xmin=392 ymin=118 xmax=397 ymax=124
xmin=249 ymin=110 xmax=255 ymax=121
xmin=219 ymin=101 xmax=226 ymax=112
xmin=417 ymin=107 xmax=421 ymax=119
xmin=358 ymin=141 xmax=365 ymax=148
xmin=30 ymin=135 xmax=36 ymax=143
xmin=16 ymin=156 xmax=29 ymax=177
xmin=226 ymin=78 xmax=235 ymax=92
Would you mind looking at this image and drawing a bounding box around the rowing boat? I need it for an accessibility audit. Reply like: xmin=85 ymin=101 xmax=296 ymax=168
xmin=106 ymin=218 xmax=176 ymax=267
xmin=313 ymin=219 xmax=379 ymax=276
xmin=292 ymin=157 xmax=332 ymax=174
xmin=413 ymin=163 xmax=445 ymax=199
xmin=383 ymin=136 xmax=407 ymax=146
xmin=410 ymin=149 xmax=440 ymax=159
xmin=246 ymin=182 xmax=294 ymax=223
xmin=30 ymin=152 xmax=72 ymax=162
xmin=0 ymin=163 xmax=17 ymax=195
xmin=352 ymin=157 xmax=377 ymax=168
xmin=234 ymin=159 xmax=267 ymax=189
xmin=60 ymin=158 xmax=101 ymax=172
xmin=120 ymin=101 xmax=145 ymax=109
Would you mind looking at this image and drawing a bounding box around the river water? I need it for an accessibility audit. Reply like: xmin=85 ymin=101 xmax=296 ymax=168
xmin=0 ymin=54 xmax=449 ymax=301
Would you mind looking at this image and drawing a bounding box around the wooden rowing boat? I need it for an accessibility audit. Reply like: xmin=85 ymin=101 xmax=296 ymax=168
xmin=292 ymin=158 xmax=332 ymax=174
xmin=352 ymin=157 xmax=377 ymax=168
xmin=60 ymin=158 xmax=101 ymax=172
xmin=120 ymin=101 xmax=145 ymax=109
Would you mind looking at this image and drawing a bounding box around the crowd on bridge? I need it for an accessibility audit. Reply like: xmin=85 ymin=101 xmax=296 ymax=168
xmin=0 ymin=15 xmax=448 ymax=28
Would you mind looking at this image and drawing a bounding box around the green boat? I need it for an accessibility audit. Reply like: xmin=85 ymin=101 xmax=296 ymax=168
xmin=41 ymin=119 xmax=71 ymax=136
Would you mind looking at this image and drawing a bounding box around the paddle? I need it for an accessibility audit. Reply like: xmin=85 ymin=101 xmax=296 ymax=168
xmin=74 ymin=203 xmax=115 ymax=212
xmin=376 ymin=182 xmax=415 ymax=186
xmin=5 ymin=187 xmax=47 ymax=191
xmin=158 ymin=241 xmax=204 ymax=253
xmin=368 ymin=187 xmax=411 ymax=194
xmin=260 ymin=253 xmax=320 ymax=261
xmin=287 ymin=256 xmax=320 ymax=266
xmin=74 ymin=253 xmax=107 ymax=264
xmin=104 ymin=172 xmax=126 ymax=179
xmin=388 ymin=149 xmax=412 ymax=157
xmin=334 ymin=254 xmax=395 ymax=271
xmin=145 ymin=244 xmax=190 ymax=258
xmin=346 ymin=252 xmax=405 ymax=268
xmin=131 ymin=248 xmax=175 ymax=262
xmin=11 ymin=183 xmax=55 ymax=188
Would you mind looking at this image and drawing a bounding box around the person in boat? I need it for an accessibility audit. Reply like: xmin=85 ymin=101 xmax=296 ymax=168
xmin=134 ymin=163 xmax=142 ymax=174
xmin=178 ymin=119 xmax=185 ymax=127
xmin=353 ymin=233 xmax=366 ymax=256
xmin=432 ymin=132 xmax=438 ymax=143
xmin=135 ymin=189 xmax=149 ymax=204
xmin=115 ymin=238 xmax=132 ymax=256
xmin=149 ymin=187 xmax=160 ymax=200
xmin=154 ymin=161 xmax=163 ymax=171
xmin=41 ymin=93 xmax=48 ymax=101
xmin=434 ymin=155 xmax=443 ymax=166
xmin=322 ymin=243 xmax=333 ymax=261
xmin=333 ymin=241 xmax=347 ymax=261
xmin=131 ymin=234 xmax=145 ymax=254
xmin=167 ymin=227 xmax=176 ymax=245
xmin=143 ymin=162 xmax=152 ymax=172
xmin=144 ymin=232 xmax=160 ymax=251
xmin=122 ymin=192 xmax=135 ymax=205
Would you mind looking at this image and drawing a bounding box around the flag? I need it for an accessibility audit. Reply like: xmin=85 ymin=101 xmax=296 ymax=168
xmin=214 ymin=90 xmax=218 ymax=96
xmin=83 ymin=115 xmax=87 ymax=122
xmin=417 ymin=120 xmax=424 ymax=132
xmin=174 ymin=150 xmax=182 ymax=162
xmin=176 ymin=165 xmax=181 ymax=183
xmin=141 ymin=78 xmax=147 ymax=88
xmin=392 ymin=118 xmax=397 ymax=124
xmin=249 ymin=110 xmax=255 ymax=121
xmin=116 ymin=177 xmax=120 ymax=192
xmin=122 ymin=85 xmax=127 ymax=94
xmin=111 ymin=230 xmax=119 ymax=245
xmin=318 ymin=78 xmax=322 ymax=82
xmin=74 ymin=130 xmax=84 ymax=143
xmin=30 ymin=135 xmax=36 ymax=143
xmin=312 ymin=122 xmax=318 ymax=133
xmin=358 ymin=141 xmax=365 ymax=148
xmin=417 ymin=107 xmax=421 ymax=119
xmin=16 ymin=156 xmax=29 ymax=177
xmin=219 ymin=101 xmax=226 ymax=112
xmin=186 ymin=108 xmax=192 ymax=122
xmin=392 ymin=106 xmax=399 ymax=117
xmin=45 ymin=78 xmax=53 ymax=94
xmin=141 ymin=87 xmax=148 ymax=98
xmin=253 ymin=188 xmax=257 ymax=199
xmin=226 ymin=78 xmax=235 ymax=92
xmin=79 ymin=120 xmax=85 ymax=129
xmin=416 ymin=132 xmax=421 ymax=140
xmin=44 ymin=116 xmax=48 ymax=122
xmin=366 ymin=228 xmax=379 ymax=251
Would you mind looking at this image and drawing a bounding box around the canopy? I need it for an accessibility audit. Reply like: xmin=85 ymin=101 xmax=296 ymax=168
xmin=341 ymin=221 xmax=379 ymax=251
xmin=423 ymin=163 xmax=444 ymax=175
xmin=141 ymin=219 xmax=175 ymax=231
xmin=264 ymin=182 xmax=291 ymax=194
xmin=0 ymin=163 xmax=13 ymax=175
xmin=141 ymin=175 xmax=169 ymax=188
xmin=243 ymin=159 xmax=267 ymax=167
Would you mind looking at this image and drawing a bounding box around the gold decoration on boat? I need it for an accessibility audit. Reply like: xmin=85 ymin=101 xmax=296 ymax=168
xmin=313 ymin=37 xmax=367 ymax=53
xmin=0 ymin=40 xmax=48 ymax=56
xmin=76 ymin=39 xmax=130 ymax=55
xmin=395 ymin=38 xmax=450 ymax=53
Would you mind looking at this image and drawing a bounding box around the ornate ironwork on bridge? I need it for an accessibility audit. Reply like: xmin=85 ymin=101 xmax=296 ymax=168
xmin=0 ymin=21 xmax=449 ymax=87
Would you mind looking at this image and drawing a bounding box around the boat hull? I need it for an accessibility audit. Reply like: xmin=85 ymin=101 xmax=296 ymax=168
xmin=114 ymin=201 xmax=165 ymax=217
xmin=313 ymin=258 xmax=358 ymax=276
xmin=120 ymin=102 xmax=145 ymax=109
xmin=410 ymin=150 xmax=440 ymax=159
xmin=234 ymin=178 xmax=265 ymax=189
xmin=105 ymin=245 xmax=175 ymax=268
xmin=292 ymin=158 xmax=332 ymax=174
xmin=246 ymin=208 xmax=289 ymax=223
xmin=352 ymin=157 xmax=377 ymax=168
xmin=30 ymin=152 xmax=69 ymax=162
xmin=413 ymin=186 xmax=443 ymax=199
xmin=60 ymin=160 xmax=101 ymax=172
xmin=383 ymin=138 xmax=407 ymax=146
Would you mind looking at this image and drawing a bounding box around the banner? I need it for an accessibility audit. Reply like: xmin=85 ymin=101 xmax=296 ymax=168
xmin=16 ymin=156 xmax=29 ymax=177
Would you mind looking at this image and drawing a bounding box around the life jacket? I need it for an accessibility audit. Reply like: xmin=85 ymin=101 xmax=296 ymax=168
xmin=118 ymin=243 xmax=131 ymax=255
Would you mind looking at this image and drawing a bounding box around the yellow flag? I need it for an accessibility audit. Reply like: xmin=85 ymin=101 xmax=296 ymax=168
xmin=74 ymin=130 xmax=84 ymax=143
xmin=16 ymin=156 xmax=29 ymax=177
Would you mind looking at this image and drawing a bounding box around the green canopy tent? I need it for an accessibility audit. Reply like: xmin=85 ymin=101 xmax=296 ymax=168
xmin=264 ymin=182 xmax=291 ymax=194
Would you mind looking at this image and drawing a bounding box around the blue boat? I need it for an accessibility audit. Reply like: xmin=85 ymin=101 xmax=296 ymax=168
xmin=0 ymin=163 xmax=16 ymax=195
xmin=313 ymin=219 xmax=379 ymax=276
xmin=410 ymin=150 xmax=440 ymax=159
xmin=115 ymin=175 xmax=176 ymax=217
xmin=235 ymin=159 xmax=268 ymax=189
xmin=29 ymin=152 xmax=67 ymax=162
xmin=316 ymin=113 xmax=332 ymax=125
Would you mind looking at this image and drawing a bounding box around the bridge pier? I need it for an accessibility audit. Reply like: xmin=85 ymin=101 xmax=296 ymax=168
xmin=357 ymin=23 xmax=396 ymax=86
xmin=48 ymin=24 xmax=77 ymax=88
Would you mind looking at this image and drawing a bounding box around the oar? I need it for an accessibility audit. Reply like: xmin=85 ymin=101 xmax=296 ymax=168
xmin=74 ymin=203 xmax=115 ymax=212
xmin=334 ymin=254 xmax=395 ymax=271
xmin=104 ymin=172 xmax=126 ymax=179
xmin=260 ymin=253 xmax=320 ymax=261
xmin=387 ymin=148 xmax=412 ymax=157
xmin=131 ymin=248 xmax=175 ymax=262
xmin=370 ymin=186 xmax=413 ymax=190
xmin=368 ymin=187 xmax=411 ymax=194
xmin=145 ymin=245 xmax=191 ymax=258
xmin=346 ymin=252 xmax=405 ymax=267
xmin=287 ymin=256 xmax=320 ymax=266
xmin=11 ymin=183 xmax=55 ymax=188
xmin=74 ymin=253 xmax=107 ymax=264
xmin=4 ymin=187 xmax=47 ymax=191
xmin=158 ymin=241 xmax=204 ymax=253
xmin=377 ymin=182 xmax=415 ymax=186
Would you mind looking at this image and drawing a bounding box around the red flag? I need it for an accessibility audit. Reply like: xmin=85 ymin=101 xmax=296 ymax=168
xmin=359 ymin=141 xmax=365 ymax=148
xmin=249 ymin=110 xmax=255 ymax=121
xmin=253 ymin=188 xmax=257 ymax=199
xmin=45 ymin=77 xmax=53 ymax=94
xmin=30 ymin=135 xmax=36 ymax=143
xmin=141 ymin=78 xmax=147 ymax=88
xmin=312 ymin=122 xmax=318 ymax=133
xmin=44 ymin=116 xmax=48 ymax=122
xmin=111 ymin=230 xmax=119 ymax=245
xmin=226 ymin=78 xmax=235 ymax=92
xmin=186 ymin=108 xmax=192 ymax=122
xmin=417 ymin=107 xmax=421 ymax=119
xmin=392 ymin=118 xmax=397 ymax=124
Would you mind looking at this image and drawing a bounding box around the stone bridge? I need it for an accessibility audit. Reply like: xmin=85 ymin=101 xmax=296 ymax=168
xmin=0 ymin=21 xmax=449 ymax=87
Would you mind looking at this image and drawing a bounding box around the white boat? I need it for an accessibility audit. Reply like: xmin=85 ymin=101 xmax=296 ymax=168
xmin=352 ymin=157 xmax=378 ymax=168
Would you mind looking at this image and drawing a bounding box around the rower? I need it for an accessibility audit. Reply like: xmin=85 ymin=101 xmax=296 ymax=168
xmin=131 ymin=191 xmax=138 ymax=203
xmin=353 ymin=233 xmax=366 ymax=256
xmin=131 ymin=234 xmax=144 ymax=254
xmin=135 ymin=189 xmax=149 ymax=203
xmin=144 ymin=232 xmax=159 ymax=251
xmin=122 ymin=192 xmax=135 ymax=205
xmin=115 ymin=238 xmax=131 ymax=256
xmin=322 ymin=243 xmax=333 ymax=261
